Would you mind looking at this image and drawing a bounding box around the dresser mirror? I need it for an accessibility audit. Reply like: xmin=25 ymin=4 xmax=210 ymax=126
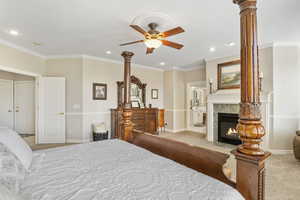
xmin=117 ymin=75 xmax=146 ymax=107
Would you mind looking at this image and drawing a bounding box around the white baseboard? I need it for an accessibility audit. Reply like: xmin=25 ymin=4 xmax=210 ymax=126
xmin=164 ymin=128 xmax=187 ymax=133
xmin=66 ymin=138 xmax=90 ymax=144
xmin=268 ymin=149 xmax=293 ymax=155
xmin=38 ymin=138 xmax=66 ymax=144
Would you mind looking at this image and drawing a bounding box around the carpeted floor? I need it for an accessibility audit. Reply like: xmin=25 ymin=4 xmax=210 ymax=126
xmin=160 ymin=131 xmax=300 ymax=200
xmin=22 ymin=136 xmax=75 ymax=151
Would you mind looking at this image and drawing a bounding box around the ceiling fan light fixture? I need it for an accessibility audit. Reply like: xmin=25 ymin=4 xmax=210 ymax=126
xmin=144 ymin=39 xmax=162 ymax=49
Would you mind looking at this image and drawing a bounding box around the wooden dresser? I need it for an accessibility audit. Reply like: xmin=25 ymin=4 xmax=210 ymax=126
xmin=111 ymin=108 xmax=159 ymax=139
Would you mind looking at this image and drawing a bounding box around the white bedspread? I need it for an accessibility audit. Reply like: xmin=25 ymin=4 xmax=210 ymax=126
xmin=21 ymin=140 xmax=244 ymax=200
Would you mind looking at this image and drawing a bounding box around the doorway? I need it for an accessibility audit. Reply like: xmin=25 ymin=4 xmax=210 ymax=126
xmin=0 ymin=70 xmax=36 ymax=136
xmin=186 ymin=81 xmax=207 ymax=133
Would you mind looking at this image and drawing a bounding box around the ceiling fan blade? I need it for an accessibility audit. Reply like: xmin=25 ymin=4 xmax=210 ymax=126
xmin=130 ymin=25 xmax=147 ymax=35
xmin=162 ymin=27 xmax=185 ymax=37
xmin=162 ymin=40 xmax=184 ymax=49
xmin=120 ymin=40 xmax=144 ymax=46
xmin=146 ymin=48 xmax=154 ymax=54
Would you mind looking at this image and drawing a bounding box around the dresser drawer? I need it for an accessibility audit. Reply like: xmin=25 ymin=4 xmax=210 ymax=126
xmin=132 ymin=119 xmax=145 ymax=126
xmin=132 ymin=114 xmax=145 ymax=120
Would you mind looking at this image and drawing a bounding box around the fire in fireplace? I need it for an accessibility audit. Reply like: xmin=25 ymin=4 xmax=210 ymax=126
xmin=218 ymin=113 xmax=242 ymax=145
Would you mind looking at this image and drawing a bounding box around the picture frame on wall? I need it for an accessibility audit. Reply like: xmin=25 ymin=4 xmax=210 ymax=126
xmin=151 ymin=89 xmax=159 ymax=99
xmin=93 ymin=83 xmax=107 ymax=100
xmin=217 ymin=60 xmax=241 ymax=90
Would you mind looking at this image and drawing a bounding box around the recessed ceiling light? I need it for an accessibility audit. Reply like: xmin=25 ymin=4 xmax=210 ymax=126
xmin=209 ymin=47 xmax=216 ymax=52
xmin=9 ymin=29 xmax=19 ymax=36
xmin=226 ymin=42 xmax=236 ymax=47
xmin=160 ymin=62 xmax=165 ymax=66
xmin=106 ymin=51 xmax=112 ymax=55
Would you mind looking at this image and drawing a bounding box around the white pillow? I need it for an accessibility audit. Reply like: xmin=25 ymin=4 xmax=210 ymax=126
xmin=0 ymin=144 xmax=26 ymax=194
xmin=0 ymin=128 xmax=33 ymax=170
xmin=0 ymin=184 xmax=24 ymax=200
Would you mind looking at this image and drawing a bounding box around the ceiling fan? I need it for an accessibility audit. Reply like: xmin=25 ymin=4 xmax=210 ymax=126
xmin=120 ymin=23 xmax=185 ymax=54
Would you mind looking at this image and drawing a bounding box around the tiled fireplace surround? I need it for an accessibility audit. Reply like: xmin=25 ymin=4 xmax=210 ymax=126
xmin=207 ymin=92 xmax=271 ymax=150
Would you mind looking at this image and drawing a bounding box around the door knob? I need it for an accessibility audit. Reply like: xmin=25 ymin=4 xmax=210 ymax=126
xmin=8 ymin=110 xmax=12 ymax=112
xmin=16 ymin=110 xmax=19 ymax=112
xmin=58 ymin=112 xmax=65 ymax=115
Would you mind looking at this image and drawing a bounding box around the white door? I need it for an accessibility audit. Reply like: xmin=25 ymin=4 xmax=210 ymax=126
xmin=14 ymin=81 xmax=35 ymax=134
xmin=38 ymin=77 xmax=66 ymax=144
xmin=0 ymin=79 xmax=14 ymax=129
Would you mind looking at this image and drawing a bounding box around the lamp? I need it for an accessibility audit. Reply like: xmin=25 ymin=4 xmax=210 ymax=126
xmin=144 ymin=39 xmax=162 ymax=49
xmin=259 ymin=72 xmax=263 ymax=92
xmin=209 ymin=78 xmax=214 ymax=94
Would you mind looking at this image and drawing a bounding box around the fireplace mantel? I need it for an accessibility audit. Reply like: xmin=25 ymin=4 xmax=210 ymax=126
xmin=206 ymin=91 xmax=272 ymax=149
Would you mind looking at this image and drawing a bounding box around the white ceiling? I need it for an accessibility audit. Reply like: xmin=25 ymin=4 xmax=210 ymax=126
xmin=0 ymin=0 xmax=299 ymax=70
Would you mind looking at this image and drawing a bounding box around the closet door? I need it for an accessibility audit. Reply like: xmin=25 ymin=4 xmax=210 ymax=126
xmin=0 ymin=79 xmax=14 ymax=129
xmin=14 ymin=81 xmax=35 ymax=134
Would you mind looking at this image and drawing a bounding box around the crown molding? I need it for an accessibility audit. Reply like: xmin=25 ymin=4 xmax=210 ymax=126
xmin=204 ymin=54 xmax=240 ymax=63
xmin=180 ymin=65 xmax=205 ymax=71
xmin=47 ymin=54 xmax=164 ymax=72
xmin=0 ymin=38 xmax=46 ymax=59
xmin=204 ymin=43 xmax=275 ymax=63
xmin=259 ymin=42 xmax=274 ymax=49
xmin=82 ymin=54 xmax=164 ymax=72
xmin=46 ymin=54 xmax=84 ymax=59
xmin=273 ymin=42 xmax=300 ymax=47
xmin=0 ymin=38 xmax=164 ymax=72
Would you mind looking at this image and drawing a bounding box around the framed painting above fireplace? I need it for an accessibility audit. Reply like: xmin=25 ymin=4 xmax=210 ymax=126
xmin=217 ymin=60 xmax=241 ymax=90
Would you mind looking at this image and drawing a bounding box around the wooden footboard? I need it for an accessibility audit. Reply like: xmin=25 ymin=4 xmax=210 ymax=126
xmin=130 ymin=130 xmax=270 ymax=200
xmin=131 ymin=130 xmax=236 ymax=187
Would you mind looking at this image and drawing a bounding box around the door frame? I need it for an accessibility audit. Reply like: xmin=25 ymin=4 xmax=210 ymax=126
xmin=0 ymin=79 xmax=14 ymax=129
xmin=0 ymin=65 xmax=41 ymax=144
xmin=14 ymin=80 xmax=36 ymax=135
xmin=186 ymin=81 xmax=207 ymax=132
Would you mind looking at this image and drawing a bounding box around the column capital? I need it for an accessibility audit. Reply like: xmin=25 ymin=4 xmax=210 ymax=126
xmin=121 ymin=51 xmax=134 ymax=60
xmin=234 ymin=0 xmax=257 ymax=11
xmin=233 ymin=0 xmax=256 ymax=4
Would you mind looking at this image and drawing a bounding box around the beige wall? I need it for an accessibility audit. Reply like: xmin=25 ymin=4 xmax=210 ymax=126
xmin=204 ymin=46 xmax=300 ymax=150
xmin=0 ymin=43 xmax=45 ymax=75
xmin=163 ymin=68 xmax=206 ymax=132
xmin=82 ymin=57 xmax=164 ymax=140
xmin=45 ymin=57 xmax=164 ymax=141
xmin=205 ymin=47 xmax=273 ymax=94
xmin=45 ymin=58 xmax=84 ymax=142
xmin=184 ymin=68 xmax=206 ymax=83
xmin=272 ymin=45 xmax=300 ymax=150
xmin=163 ymin=71 xmax=174 ymax=130
xmin=173 ymin=70 xmax=186 ymax=131
xmin=205 ymin=55 xmax=240 ymax=94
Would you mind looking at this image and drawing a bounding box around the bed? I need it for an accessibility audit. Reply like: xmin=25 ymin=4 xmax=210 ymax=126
xmin=1 ymin=1 xmax=269 ymax=200
xmin=21 ymin=140 xmax=243 ymax=200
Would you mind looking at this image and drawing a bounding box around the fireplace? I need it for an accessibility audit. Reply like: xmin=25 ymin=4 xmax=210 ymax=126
xmin=218 ymin=113 xmax=241 ymax=145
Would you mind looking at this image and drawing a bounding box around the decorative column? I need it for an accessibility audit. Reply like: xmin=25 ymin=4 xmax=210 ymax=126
xmin=232 ymin=1 xmax=271 ymax=200
xmin=121 ymin=51 xmax=134 ymax=142
xmin=234 ymin=0 xmax=265 ymax=156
